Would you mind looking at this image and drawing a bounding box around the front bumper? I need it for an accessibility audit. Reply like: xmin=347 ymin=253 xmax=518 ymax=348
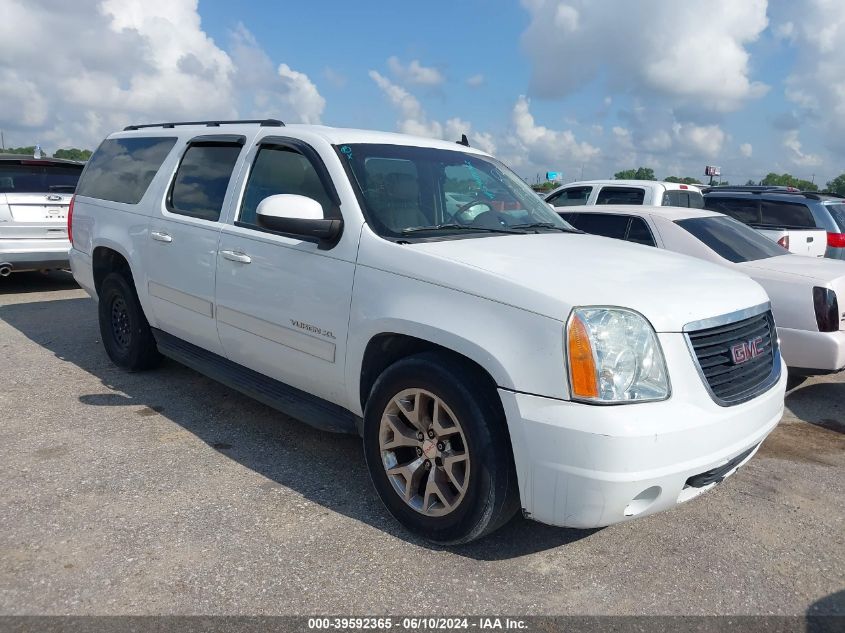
xmin=499 ymin=333 xmax=787 ymax=529
xmin=779 ymin=327 xmax=845 ymax=374
xmin=0 ymin=239 xmax=70 ymax=271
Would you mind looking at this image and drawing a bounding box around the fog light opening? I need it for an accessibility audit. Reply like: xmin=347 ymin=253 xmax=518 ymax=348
xmin=624 ymin=485 xmax=662 ymax=517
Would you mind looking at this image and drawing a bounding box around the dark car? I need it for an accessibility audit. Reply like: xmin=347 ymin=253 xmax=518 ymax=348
xmin=703 ymin=186 xmax=845 ymax=260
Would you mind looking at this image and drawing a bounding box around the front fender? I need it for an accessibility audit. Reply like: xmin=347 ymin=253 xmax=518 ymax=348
xmin=345 ymin=264 xmax=569 ymax=418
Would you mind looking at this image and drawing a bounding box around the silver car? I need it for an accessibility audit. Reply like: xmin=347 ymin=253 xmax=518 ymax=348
xmin=0 ymin=153 xmax=83 ymax=276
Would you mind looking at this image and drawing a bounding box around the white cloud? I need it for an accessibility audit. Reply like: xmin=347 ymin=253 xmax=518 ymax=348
xmin=780 ymin=0 xmax=845 ymax=153
xmin=387 ymin=56 xmax=444 ymax=86
xmin=673 ymin=123 xmax=726 ymax=158
xmin=0 ymin=1 xmax=324 ymax=150
xmin=466 ymin=74 xmax=485 ymax=88
xmin=783 ymin=131 xmax=822 ymax=166
xmin=521 ymin=0 xmax=769 ymax=112
xmin=740 ymin=143 xmax=753 ymax=158
xmin=510 ymin=95 xmax=601 ymax=169
xmin=369 ymin=71 xmax=496 ymax=153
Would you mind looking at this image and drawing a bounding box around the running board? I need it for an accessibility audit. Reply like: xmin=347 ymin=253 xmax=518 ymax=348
xmin=152 ymin=329 xmax=359 ymax=435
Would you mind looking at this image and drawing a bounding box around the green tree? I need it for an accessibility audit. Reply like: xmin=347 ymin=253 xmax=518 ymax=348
xmin=664 ymin=176 xmax=703 ymax=185
xmin=761 ymin=172 xmax=818 ymax=191
xmin=1 ymin=146 xmax=37 ymax=156
xmin=825 ymin=174 xmax=845 ymax=195
xmin=614 ymin=167 xmax=656 ymax=180
xmin=53 ymin=148 xmax=92 ymax=161
xmin=531 ymin=181 xmax=559 ymax=192
xmin=745 ymin=179 xmax=758 ymax=186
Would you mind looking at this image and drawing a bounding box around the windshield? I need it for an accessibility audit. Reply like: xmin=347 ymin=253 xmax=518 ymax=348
xmin=0 ymin=162 xmax=83 ymax=194
xmin=339 ymin=143 xmax=574 ymax=238
xmin=675 ymin=215 xmax=788 ymax=263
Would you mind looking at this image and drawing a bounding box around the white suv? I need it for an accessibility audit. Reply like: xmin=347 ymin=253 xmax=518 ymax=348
xmin=69 ymin=120 xmax=786 ymax=543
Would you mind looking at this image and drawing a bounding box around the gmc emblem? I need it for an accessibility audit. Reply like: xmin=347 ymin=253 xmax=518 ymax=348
xmin=731 ymin=337 xmax=764 ymax=365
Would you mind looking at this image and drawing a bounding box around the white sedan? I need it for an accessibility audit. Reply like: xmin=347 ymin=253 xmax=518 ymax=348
xmin=557 ymin=205 xmax=845 ymax=378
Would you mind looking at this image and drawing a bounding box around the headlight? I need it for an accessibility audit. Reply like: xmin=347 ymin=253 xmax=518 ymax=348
xmin=566 ymin=307 xmax=669 ymax=403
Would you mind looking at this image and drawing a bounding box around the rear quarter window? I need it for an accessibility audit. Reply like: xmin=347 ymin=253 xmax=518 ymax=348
xmin=825 ymin=203 xmax=845 ymax=231
xmin=759 ymin=200 xmax=816 ymax=228
xmin=76 ymin=137 xmax=177 ymax=205
xmin=595 ymin=186 xmax=645 ymax=205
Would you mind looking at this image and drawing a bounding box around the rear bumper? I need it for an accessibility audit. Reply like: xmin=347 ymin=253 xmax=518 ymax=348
xmin=69 ymin=247 xmax=97 ymax=299
xmin=499 ymin=361 xmax=786 ymax=529
xmin=780 ymin=327 xmax=845 ymax=374
xmin=0 ymin=239 xmax=70 ymax=270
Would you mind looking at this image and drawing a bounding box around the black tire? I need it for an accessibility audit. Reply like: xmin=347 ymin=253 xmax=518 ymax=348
xmin=98 ymin=272 xmax=161 ymax=371
xmin=363 ymin=352 xmax=519 ymax=544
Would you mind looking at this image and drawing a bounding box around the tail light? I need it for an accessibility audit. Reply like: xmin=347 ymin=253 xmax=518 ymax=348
xmin=827 ymin=232 xmax=845 ymax=248
xmin=67 ymin=195 xmax=75 ymax=247
xmin=777 ymin=235 xmax=790 ymax=250
xmin=813 ymin=287 xmax=840 ymax=332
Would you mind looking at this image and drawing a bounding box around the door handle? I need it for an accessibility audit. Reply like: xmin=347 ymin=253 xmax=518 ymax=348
xmin=220 ymin=249 xmax=251 ymax=264
xmin=150 ymin=231 xmax=172 ymax=243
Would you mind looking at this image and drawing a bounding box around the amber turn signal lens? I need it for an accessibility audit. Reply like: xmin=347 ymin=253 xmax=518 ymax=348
xmin=568 ymin=315 xmax=598 ymax=399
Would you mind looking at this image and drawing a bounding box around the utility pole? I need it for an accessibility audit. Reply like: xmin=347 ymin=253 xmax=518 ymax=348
xmin=1 ymin=130 xmax=4 ymax=151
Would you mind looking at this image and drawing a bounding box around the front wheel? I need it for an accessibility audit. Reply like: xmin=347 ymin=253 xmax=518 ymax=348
xmin=363 ymin=352 xmax=519 ymax=544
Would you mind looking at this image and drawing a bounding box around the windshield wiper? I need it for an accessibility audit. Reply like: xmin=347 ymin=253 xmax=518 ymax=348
xmin=401 ymin=223 xmax=523 ymax=235
xmin=509 ymin=222 xmax=582 ymax=233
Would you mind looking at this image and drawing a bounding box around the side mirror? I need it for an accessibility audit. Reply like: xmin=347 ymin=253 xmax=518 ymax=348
xmin=256 ymin=194 xmax=343 ymax=244
xmin=547 ymin=202 xmax=556 ymax=211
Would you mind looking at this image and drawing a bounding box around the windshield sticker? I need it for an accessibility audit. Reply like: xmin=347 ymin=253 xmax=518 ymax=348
xmin=340 ymin=145 xmax=353 ymax=160
xmin=464 ymin=159 xmax=495 ymax=200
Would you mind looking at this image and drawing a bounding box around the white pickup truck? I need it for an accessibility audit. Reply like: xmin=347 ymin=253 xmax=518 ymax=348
xmin=69 ymin=120 xmax=786 ymax=543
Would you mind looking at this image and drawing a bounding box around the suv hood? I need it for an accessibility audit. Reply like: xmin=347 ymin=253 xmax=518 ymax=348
xmin=359 ymin=231 xmax=769 ymax=332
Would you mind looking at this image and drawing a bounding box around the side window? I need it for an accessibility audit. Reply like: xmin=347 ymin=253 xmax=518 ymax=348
xmin=626 ymin=217 xmax=656 ymax=246
xmin=239 ymin=146 xmax=335 ymax=225
xmin=596 ymin=186 xmax=645 ymax=205
xmin=550 ymin=186 xmax=592 ymax=207
xmin=704 ymin=197 xmax=760 ymax=224
xmin=169 ymin=143 xmax=242 ymax=221
xmin=76 ymin=137 xmax=177 ymax=204
xmin=760 ymin=200 xmax=816 ymax=228
xmin=568 ymin=212 xmax=629 ymax=239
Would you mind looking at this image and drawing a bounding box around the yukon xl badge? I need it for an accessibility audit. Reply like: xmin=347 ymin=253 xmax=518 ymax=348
xmin=731 ymin=337 xmax=764 ymax=365
xmin=290 ymin=319 xmax=335 ymax=339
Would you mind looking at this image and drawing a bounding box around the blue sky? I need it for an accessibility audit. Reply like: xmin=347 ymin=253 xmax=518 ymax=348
xmin=2 ymin=0 xmax=843 ymax=185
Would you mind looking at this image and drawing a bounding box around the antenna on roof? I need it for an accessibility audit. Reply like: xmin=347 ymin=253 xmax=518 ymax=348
xmin=456 ymin=134 xmax=470 ymax=147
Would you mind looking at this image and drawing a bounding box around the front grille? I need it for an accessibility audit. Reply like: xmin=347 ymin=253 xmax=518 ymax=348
xmin=686 ymin=310 xmax=778 ymax=405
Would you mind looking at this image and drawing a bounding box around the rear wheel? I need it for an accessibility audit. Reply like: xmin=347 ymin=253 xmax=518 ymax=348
xmin=98 ymin=272 xmax=161 ymax=371
xmin=363 ymin=352 xmax=519 ymax=544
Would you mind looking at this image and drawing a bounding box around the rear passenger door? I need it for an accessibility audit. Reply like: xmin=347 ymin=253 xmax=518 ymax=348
xmin=145 ymin=135 xmax=246 ymax=355
xmin=214 ymin=138 xmax=355 ymax=406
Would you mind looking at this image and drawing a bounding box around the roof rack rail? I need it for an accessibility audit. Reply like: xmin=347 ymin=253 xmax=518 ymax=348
xmin=123 ymin=119 xmax=284 ymax=131
xmin=812 ymin=190 xmax=845 ymax=199
xmin=702 ymin=185 xmax=795 ymax=193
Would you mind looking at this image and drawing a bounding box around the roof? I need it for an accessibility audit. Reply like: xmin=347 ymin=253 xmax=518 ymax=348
xmin=0 ymin=153 xmax=84 ymax=166
xmin=552 ymin=179 xmax=703 ymax=188
xmin=704 ymin=187 xmax=844 ymax=203
xmin=113 ymin=121 xmax=490 ymax=155
xmin=562 ymin=204 xmax=722 ymax=221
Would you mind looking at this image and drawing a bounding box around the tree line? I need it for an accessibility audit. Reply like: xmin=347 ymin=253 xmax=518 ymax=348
xmin=613 ymin=166 xmax=845 ymax=195
xmin=2 ymin=146 xmax=92 ymax=161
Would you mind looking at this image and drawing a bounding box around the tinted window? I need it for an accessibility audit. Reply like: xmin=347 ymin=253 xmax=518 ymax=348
xmin=240 ymin=146 xmax=334 ymax=225
xmin=662 ymin=190 xmax=704 ymax=209
xmin=760 ymin=200 xmax=816 ymax=228
xmin=704 ymin=197 xmax=760 ymax=224
xmin=548 ymin=186 xmax=592 ymax=207
xmin=0 ymin=163 xmax=82 ymax=193
xmin=627 ymin=217 xmax=656 ymax=246
xmin=169 ymin=143 xmax=241 ymax=221
xmin=596 ymin=186 xmax=645 ymax=205
xmin=77 ymin=137 xmax=176 ymax=204
xmin=566 ymin=212 xmax=629 ymax=239
xmin=342 ymin=143 xmax=570 ymax=238
xmin=825 ymin=203 xmax=845 ymax=231
xmin=676 ymin=216 xmax=788 ymax=263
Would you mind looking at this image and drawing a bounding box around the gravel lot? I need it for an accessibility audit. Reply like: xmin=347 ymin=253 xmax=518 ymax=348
xmin=0 ymin=272 xmax=843 ymax=616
